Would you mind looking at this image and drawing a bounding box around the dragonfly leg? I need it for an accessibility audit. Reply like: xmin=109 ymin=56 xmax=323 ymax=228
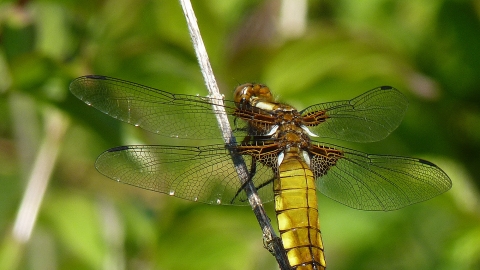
xmin=255 ymin=176 xmax=274 ymax=191
xmin=230 ymin=157 xmax=277 ymax=204
xmin=230 ymin=160 xmax=258 ymax=204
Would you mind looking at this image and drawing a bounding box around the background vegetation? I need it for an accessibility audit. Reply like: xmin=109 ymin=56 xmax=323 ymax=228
xmin=1 ymin=0 xmax=479 ymax=269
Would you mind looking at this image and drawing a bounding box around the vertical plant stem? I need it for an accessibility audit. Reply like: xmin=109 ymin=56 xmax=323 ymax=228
xmin=12 ymin=109 xmax=68 ymax=243
xmin=1 ymin=107 xmax=68 ymax=269
xmin=178 ymin=0 xmax=290 ymax=269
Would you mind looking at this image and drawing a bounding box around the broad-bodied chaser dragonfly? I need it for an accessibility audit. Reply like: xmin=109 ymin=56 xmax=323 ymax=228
xmin=70 ymin=75 xmax=451 ymax=270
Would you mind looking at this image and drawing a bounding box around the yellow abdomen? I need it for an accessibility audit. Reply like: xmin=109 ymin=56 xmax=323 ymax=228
xmin=274 ymin=152 xmax=326 ymax=270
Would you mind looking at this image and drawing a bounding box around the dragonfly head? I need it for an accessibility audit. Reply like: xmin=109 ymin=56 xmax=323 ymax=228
xmin=234 ymin=83 xmax=273 ymax=105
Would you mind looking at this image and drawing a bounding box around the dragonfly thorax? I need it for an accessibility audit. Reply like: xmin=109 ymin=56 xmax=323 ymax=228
xmin=275 ymin=124 xmax=311 ymax=149
xmin=234 ymin=84 xmax=314 ymax=148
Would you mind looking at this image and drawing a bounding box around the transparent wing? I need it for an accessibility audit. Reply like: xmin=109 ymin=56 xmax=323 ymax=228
xmin=95 ymin=144 xmax=277 ymax=205
xmin=308 ymin=142 xmax=452 ymax=211
xmin=70 ymin=75 xmax=240 ymax=140
xmin=301 ymin=86 xmax=408 ymax=143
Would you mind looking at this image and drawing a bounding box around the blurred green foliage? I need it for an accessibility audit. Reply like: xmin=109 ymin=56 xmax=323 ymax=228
xmin=0 ymin=0 xmax=479 ymax=269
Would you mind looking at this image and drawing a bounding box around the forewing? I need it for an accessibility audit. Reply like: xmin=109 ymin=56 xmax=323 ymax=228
xmin=309 ymin=142 xmax=452 ymax=211
xmin=301 ymin=86 xmax=408 ymax=142
xmin=70 ymin=75 xmax=239 ymax=140
xmin=95 ymin=144 xmax=276 ymax=205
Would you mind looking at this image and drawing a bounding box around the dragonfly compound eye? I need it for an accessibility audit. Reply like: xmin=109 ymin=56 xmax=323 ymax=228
xmin=234 ymin=83 xmax=273 ymax=104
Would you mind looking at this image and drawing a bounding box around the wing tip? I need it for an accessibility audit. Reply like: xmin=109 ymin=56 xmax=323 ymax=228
xmin=85 ymin=74 xmax=107 ymax=80
xmin=107 ymin=146 xmax=130 ymax=152
xmin=380 ymin=85 xmax=394 ymax=90
xmin=69 ymin=75 xmax=107 ymax=93
xmin=418 ymin=158 xmax=436 ymax=167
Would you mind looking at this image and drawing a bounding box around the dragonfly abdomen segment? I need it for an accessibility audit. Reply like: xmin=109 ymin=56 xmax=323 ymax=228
xmin=275 ymin=153 xmax=326 ymax=270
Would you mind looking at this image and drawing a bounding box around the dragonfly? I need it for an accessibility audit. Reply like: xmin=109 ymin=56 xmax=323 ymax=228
xmin=70 ymin=75 xmax=451 ymax=270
